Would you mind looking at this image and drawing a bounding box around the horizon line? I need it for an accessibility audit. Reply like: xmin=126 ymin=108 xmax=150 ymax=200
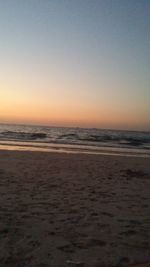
xmin=0 ymin=121 xmax=150 ymax=134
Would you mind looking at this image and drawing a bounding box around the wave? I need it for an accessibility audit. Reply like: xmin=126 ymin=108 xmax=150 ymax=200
xmin=58 ymin=133 xmax=79 ymax=139
xmin=58 ymin=133 xmax=150 ymax=147
xmin=0 ymin=131 xmax=47 ymax=140
xmin=0 ymin=126 xmax=150 ymax=151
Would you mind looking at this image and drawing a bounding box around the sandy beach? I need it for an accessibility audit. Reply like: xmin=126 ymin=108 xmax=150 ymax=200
xmin=0 ymin=150 xmax=149 ymax=267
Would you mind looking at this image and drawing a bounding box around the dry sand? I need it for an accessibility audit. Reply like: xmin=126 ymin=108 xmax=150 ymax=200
xmin=0 ymin=150 xmax=149 ymax=267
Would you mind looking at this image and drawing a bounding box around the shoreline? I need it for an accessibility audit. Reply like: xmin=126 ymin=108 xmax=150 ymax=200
xmin=0 ymin=150 xmax=149 ymax=267
xmin=0 ymin=142 xmax=150 ymax=158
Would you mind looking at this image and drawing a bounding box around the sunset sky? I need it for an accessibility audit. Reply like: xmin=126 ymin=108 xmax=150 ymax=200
xmin=0 ymin=0 xmax=150 ymax=130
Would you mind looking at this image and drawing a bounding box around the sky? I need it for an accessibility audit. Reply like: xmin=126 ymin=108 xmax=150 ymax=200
xmin=0 ymin=0 xmax=150 ymax=131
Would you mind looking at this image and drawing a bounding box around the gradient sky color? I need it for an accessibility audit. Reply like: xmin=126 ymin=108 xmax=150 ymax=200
xmin=0 ymin=0 xmax=150 ymax=130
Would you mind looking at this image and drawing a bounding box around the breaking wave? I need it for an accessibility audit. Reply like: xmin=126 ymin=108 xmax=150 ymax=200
xmin=0 ymin=131 xmax=47 ymax=141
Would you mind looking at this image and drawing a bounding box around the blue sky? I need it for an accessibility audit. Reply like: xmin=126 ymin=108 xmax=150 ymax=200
xmin=0 ymin=0 xmax=150 ymax=130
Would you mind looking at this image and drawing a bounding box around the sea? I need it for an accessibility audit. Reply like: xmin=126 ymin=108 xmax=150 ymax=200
xmin=0 ymin=123 xmax=150 ymax=157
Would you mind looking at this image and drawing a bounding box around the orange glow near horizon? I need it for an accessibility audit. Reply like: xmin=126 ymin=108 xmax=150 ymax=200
xmin=0 ymin=94 xmax=149 ymax=131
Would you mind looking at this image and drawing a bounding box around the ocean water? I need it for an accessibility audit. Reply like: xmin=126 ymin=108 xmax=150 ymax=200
xmin=0 ymin=123 xmax=150 ymax=157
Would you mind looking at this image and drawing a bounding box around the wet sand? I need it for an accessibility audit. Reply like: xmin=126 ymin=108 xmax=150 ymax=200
xmin=0 ymin=150 xmax=149 ymax=267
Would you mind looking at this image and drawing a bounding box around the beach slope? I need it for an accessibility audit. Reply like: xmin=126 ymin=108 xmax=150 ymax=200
xmin=0 ymin=150 xmax=149 ymax=267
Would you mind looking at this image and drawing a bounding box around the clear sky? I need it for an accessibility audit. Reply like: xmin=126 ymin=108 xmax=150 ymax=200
xmin=0 ymin=0 xmax=150 ymax=130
